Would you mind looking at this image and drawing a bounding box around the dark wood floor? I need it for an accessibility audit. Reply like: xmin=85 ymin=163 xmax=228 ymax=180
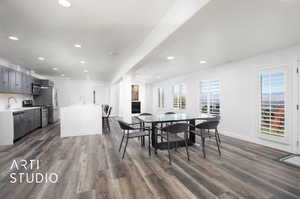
xmin=0 ymin=118 xmax=299 ymax=199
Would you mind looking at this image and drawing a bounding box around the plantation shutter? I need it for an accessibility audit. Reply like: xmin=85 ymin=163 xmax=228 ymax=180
xmin=158 ymin=88 xmax=164 ymax=108
xmin=200 ymin=80 xmax=220 ymax=115
xmin=260 ymin=72 xmax=285 ymax=137
xmin=173 ymin=84 xmax=186 ymax=109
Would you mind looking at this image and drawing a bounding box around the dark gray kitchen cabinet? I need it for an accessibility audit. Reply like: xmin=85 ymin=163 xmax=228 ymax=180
xmin=0 ymin=65 xmax=34 ymax=94
xmin=0 ymin=66 xmax=9 ymax=92
xmin=8 ymin=69 xmax=16 ymax=91
xmin=13 ymin=112 xmax=26 ymax=140
xmin=13 ymin=108 xmax=41 ymax=141
xmin=21 ymin=73 xmax=27 ymax=93
xmin=34 ymin=109 xmax=41 ymax=128
xmin=26 ymin=76 xmax=34 ymax=94
xmin=25 ymin=109 xmax=34 ymax=132
xmin=15 ymin=71 xmax=22 ymax=92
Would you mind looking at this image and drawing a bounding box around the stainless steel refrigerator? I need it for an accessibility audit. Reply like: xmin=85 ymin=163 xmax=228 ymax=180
xmin=33 ymin=80 xmax=59 ymax=124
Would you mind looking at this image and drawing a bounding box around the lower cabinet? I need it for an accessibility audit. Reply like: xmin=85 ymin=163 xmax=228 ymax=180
xmin=13 ymin=112 xmax=26 ymax=140
xmin=13 ymin=108 xmax=41 ymax=141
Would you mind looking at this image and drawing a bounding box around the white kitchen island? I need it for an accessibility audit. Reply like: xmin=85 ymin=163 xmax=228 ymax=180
xmin=60 ymin=105 xmax=102 ymax=137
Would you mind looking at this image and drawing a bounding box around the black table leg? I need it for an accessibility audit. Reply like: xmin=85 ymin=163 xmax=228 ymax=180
xmin=151 ymin=122 xmax=158 ymax=152
xmin=189 ymin=119 xmax=196 ymax=144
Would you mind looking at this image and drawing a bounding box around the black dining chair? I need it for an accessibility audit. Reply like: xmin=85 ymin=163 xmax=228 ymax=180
xmin=192 ymin=120 xmax=221 ymax=158
xmin=118 ymin=120 xmax=151 ymax=159
xmin=103 ymin=106 xmax=112 ymax=133
xmin=159 ymin=111 xmax=177 ymax=140
xmin=140 ymin=113 xmax=153 ymax=116
xmin=160 ymin=123 xmax=190 ymax=164
xmin=138 ymin=113 xmax=153 ymax=145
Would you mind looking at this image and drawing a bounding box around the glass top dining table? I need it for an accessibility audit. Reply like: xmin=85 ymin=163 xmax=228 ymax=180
xmin=135 ymin=113 xmax=217 ymax=123
xmin=134 ymin=113 xmax=218 ymax=151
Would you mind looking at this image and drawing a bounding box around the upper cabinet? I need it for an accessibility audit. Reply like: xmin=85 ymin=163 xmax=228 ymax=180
xmin=0 ymin=67 xmax=9 ymax=91
xmin=0 ymin=65 xmax=35 ymax=95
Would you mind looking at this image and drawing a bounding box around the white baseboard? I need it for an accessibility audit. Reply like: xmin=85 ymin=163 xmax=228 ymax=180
xmin=219 ymin=129 xmax=292 ymax=153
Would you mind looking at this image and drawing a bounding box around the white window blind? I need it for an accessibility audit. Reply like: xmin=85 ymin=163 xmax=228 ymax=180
xmin=173 ymin=84 xmax=186 ymax=109
xmin=200 ymin=80 xmax=220 ymax=115
xmin=158 ymin=88 xmax=164 ymax=108
xmin=260 ymin=72 xmax=285 ymax=137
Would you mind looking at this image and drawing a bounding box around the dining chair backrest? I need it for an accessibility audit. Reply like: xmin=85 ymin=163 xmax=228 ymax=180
xmin=139 ymin=113 xmax=152 ymax=116
xmin=161 ymin=123 xmax=190 ymax=134
xmin=107 ymin=106 xmax=112 ymax=117
xmin=164 ymin=112 xmax=176 ymax=115
xmin=195 ymin=120 xmax=220 ymax=130
xmin=103 ymin=104 xmax=109 ymax=114
xmin=118 ymin=120 xmax=135 ymax=131
xmin=208 ymin=115 xmax=220 ymax=121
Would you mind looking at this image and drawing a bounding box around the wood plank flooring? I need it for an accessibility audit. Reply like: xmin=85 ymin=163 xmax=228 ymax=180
xmin=0 ymin=118 xmax=299 ymax=199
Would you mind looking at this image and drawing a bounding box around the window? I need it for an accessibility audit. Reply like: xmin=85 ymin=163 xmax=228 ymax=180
xmin=173 ymin=84 xmax=186 ymax=109
xmin=260 ymin=72 xmax=285 ymax=137
xmin=158 ymin=88 xmax=164 ymax=108
xmin=200 ymin=80 xmax=220 ymax=115
xmin=131 ymin=85 xmax=139 ymax=101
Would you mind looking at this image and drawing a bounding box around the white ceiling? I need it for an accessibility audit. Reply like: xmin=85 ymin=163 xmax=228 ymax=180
xmin=0 ymin=0 xmax=173 ymax=80
xmin=132 ymin=0 xmax=300 ymax=82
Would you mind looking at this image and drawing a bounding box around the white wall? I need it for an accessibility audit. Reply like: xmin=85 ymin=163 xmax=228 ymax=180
xmin=52 ymin=78 xmax=110 ymax=107
xmin=116 ymin=75 xmax=152 ymax=120
xmin=118 ymin=76 xmax=132 ymax=122
xmin=109 ymin=83 xmax=120 ymax=116
xmin=149 ymin=45 xmax=300 ymax=153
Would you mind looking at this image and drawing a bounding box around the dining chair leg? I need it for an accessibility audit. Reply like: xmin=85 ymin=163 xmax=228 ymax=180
xmin=167 ymin=133 xmax=171 ymax=165
xmin=160 ymin=123 xmax=164 ymax=142
xmin=201 ymin=137 xmax=206 ymax=158
xmin=148 ymin=134 xmax=151 ymax=157
xmin=215 ymin=129 xmax=221 ymax=144
xmin=122 ymin=137 xmax=129 ymax=159
xmin=107 ymin=118 xmax=111 ymax=132
xmin=154 ymin=128 xmax=158 ymax=155
xmin=184 ymin=133 xmax=190 ymax=161
xmin=119 ymin=134 xmax=125 ymax=152
xmin=215 ymin=135 xmax=221 ymax=156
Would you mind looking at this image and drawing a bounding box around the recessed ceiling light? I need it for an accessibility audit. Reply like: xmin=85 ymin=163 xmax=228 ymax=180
xmin=37 ymin=57 xmax=45 ymax=61
xmin=74 ymin=44 xmax=81 ymax=48
xmin=83 ymin=69 xmax=88 ymax=73
xmin=53 ymin=67 xmax=58 ymax=71
xmin=167 ymin=56 xmax=175 ymax=60
xmin=80 ymin=60 xmax=86 ymax=64
xmin=200 ymin=60 xmax=207 ymax=64
xmin=8 ymin=36 xmax=19 ymax=41
xmin=61 ymin=74 xmax=65 ymax=77
xmin=58 ymin=0 xmax=71 ymax=8
xmin=109 ymin=51 xmax=119 ymax=56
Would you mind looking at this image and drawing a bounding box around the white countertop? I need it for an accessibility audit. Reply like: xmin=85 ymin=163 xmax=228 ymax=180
xmin=0 ymin=107 xmax=41 ymax=113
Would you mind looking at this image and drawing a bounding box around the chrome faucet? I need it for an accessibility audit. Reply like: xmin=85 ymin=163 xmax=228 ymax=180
xmin=8 ymin=97 xmax=17 ymax=109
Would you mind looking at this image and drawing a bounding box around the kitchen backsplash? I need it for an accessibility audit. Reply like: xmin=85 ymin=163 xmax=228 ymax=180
xmin=0 ymin=93 xmax=33 ymax=110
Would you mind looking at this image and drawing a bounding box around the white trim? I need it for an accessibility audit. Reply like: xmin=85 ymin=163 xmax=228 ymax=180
xmin=220 ymin=129 xmax=291 ymax=153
